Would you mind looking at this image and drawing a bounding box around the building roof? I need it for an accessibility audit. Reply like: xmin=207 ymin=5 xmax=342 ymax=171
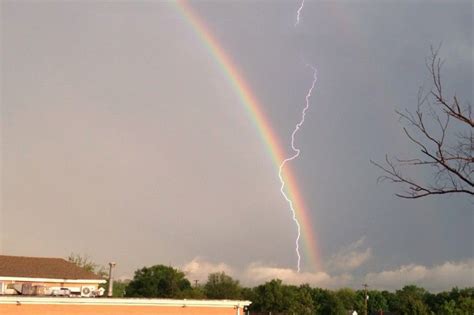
xmin=0 ymin=255 xmax=104 ymax=280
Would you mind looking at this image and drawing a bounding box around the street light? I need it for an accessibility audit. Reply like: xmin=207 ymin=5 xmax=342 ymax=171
xmin=107 ymin=262 xmax=116 ymax=297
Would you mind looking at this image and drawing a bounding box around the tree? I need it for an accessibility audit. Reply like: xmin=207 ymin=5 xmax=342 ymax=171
xmin=111 ymin=280 xmax=129 ymax=297
xmin=125 ymin=264 xmax=191 ymax=298
xmin=241 ymin=287 xmax=258 ymax=302
xmin=393 ymin=285 xmax=430 ymax=315
xmin=439 ymin=300 xmax=457 ymax=315
xmin=288 ymin=284 xmax=315 ymax=315
xmin=67 ymin=253 xmax=107 ymax=278
xmin=203 ymin=272 xmax=242 ymax=299
xmin=424 ymin=291 xmax=443 ymax=313
xmin=184 ymin=286 xmax=207 ymax=299
xmin=311 ymin=288 xmax=346 ymax=315
xmin=431 ymin=292 xmax=474 ymax=315
xmin=335 ymin=288 xmax=359 ymax=310
xmin=249 ymin=280 xmax=315 ymax=314
xmin=372 ymin=46 xmax=473 ymax=199
xmin=366 ymin=290 xmax=389 ymax=314
xmin=457 ymin=295 xmax=474 ymax=314
xmin=381 ymin=290 xmax=399 ymax=312
xmin=251 ymin=279 xmax=286 ymax=312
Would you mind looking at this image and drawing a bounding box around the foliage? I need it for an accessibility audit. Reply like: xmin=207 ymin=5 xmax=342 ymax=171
xmin=203 ymin=272 xmax=242 ymax=299
xmin=366 ymin=290 xmax=389 ymax=314
xmin=67 ymin=253 xmax=107 ymax=278
xmin=108 ymin=262 xmax=474 ymax=314
xmin=241 ymin=286 xmax=258 ymax=302
xmin=246 ymin=282 xmax=472 ymax=315
xmin=382 ymin=290 xmax=399 ymax=312
xmin=311 ymin=287 xmax=346 ymax=315
xmin=111 ymin=280 xmax=129 ymax=297
xmin=426 ymin=287 xmax=474 ymax=315
xmin=335 ymin=288 xmax=359 ymax=310
xmin=251 ymin=279 xmax=286 ymax=312
xmin=183 ymin=286 xmax=207 ymax=299
xmin=125 ymin=265 xmax=192 ymax=298
xmin=248 ymin=280 xmax=317 ymax=314
xmin=393 ymin=285 xmax=430 ymax=315
xmin=290 ymin=284 xmax=315 ymax=315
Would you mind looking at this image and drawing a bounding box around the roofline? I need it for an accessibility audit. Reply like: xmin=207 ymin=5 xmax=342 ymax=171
xmin=0 ymin=296 xmax=252 ymax=308
xmin=0 ymin=255 xmax=66 ymax=260
xmin=0 ymin=276 xmax=106 ymax=284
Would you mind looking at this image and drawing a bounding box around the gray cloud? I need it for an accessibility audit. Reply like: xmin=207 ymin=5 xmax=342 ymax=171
xmin=180 ymin=258 xmax=353 ymax=288
xmin=327 ymin=237 xmax=372 ymax=272
xmin=182 ymin=258 xmax=235 ymax=284
xmin=365 ymin=260 xmax=474 ymax=292
xmin=180 ymin=257 xmax=474 ymax=291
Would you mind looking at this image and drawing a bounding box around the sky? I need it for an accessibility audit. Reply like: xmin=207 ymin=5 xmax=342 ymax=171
xmin=1 ymin=0 xmax=473 ymax=291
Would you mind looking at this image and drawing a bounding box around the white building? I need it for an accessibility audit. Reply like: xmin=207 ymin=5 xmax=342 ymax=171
xmin=0 ymin=255 xmax=106 ymax=297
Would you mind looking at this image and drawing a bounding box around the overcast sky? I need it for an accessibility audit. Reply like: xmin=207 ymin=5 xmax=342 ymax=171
xmin=1 ymin=0 xmax=472 ymax=291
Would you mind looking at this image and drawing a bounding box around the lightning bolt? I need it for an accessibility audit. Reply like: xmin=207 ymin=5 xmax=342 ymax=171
xmin=295 ymin=0 xmax=305 ymax=26
xmin=278 ymin=66 xmax=317 ymax=272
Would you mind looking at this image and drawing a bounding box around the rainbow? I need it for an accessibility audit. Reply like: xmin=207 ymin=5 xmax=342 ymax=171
xmin=175 ymin=0 xmax=321 ymax=271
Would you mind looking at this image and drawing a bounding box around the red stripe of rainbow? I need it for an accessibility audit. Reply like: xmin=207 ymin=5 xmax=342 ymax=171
xmin=175 ymin=0 xmax=321 ymax=271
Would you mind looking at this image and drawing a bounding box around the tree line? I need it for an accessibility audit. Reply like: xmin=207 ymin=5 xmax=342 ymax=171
xmin=111 ymin=264 xmax=473 ymax=315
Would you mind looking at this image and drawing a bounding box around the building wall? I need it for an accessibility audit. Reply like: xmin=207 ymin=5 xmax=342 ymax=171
xmin=0 ymin=304 xmax=245 ymax=315
xmin=1 ymin=280 xmax=98 ymax=289
xmin=0 ymin=297 xmax=251 ymax=315
xmin=0 ymin=280 xmax=101 ymax=295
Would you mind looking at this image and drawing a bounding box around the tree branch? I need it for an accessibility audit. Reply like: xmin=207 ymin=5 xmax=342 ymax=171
xmin=373 ymin=47 xmax=473 ymax=200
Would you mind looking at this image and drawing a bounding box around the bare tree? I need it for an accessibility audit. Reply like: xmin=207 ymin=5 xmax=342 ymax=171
xmin=68 ymin=253 xmax=107 ymax=277
xmin=371 ymin=46 xmax=473 ymax=199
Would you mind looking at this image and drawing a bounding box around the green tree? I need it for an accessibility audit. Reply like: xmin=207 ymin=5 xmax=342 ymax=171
xmin=366 ymin=290 xmax=389 ymax=314
xmin=311 ymin=288 xmax=346 ymax=315
xmin=457 ymin=295 xmax=474 ymax=314
xmin=335 ymin=288 xmax=358 ymax=310
xmin=250 ymin=281 xmax=315 ymax=314
xmin=288 ymin=284 xmax=315 ymax=315
xmin=450 ymin=287 xmax=474 ymax=314
xmin=251 ymin=279 xmax=286 ymax=312
xmin=381 ymin=290 xmax=399 ymax=312
xmin=425 ymin=291 xmax=452 ymax=314
xmin=280 ymin=285 xmax=300 ymax=314
xmin=394 ymin=285 xmax=430 ymax=315
xmin=181 ymin=286 xmax=206 ymax=299
xmin=203 ymin=272 xmax=242 ymax=299
xmin=241 ymin=287 xmax=257 ymax=302
xmin=125 ymin=265 xmax=191 ymax=298
xmin=440 ymin=300 xmax=457 ymax=315
xmin=111 ymin=280 xmax=129 ymax=297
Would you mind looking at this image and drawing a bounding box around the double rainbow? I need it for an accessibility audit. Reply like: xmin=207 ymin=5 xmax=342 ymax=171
xmin=175 ymin=0 xmax=321 ymax=271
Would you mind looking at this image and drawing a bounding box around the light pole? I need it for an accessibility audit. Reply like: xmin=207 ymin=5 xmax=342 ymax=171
xmin=107 ymin=262 xmax=116 ymax=297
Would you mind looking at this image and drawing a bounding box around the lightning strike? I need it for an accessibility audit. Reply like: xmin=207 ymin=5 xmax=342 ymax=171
xmin=295 ymin=0 xmax=305 ymax=26
xmin=278 ymin=66 xmax=317 ymax=272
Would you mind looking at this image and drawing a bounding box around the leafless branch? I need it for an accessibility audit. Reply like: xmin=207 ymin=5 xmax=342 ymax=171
xmin=373 ymin=47 xmax=473 ymax=199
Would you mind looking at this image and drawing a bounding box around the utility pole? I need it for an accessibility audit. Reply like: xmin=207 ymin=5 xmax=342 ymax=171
xmin=107 ymin=262 xmax=116 ymax=297
xmin=363 ymin=283 xmax=369 ymax=315
xmin=194 ymin=280 xmax=199 ymax=287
